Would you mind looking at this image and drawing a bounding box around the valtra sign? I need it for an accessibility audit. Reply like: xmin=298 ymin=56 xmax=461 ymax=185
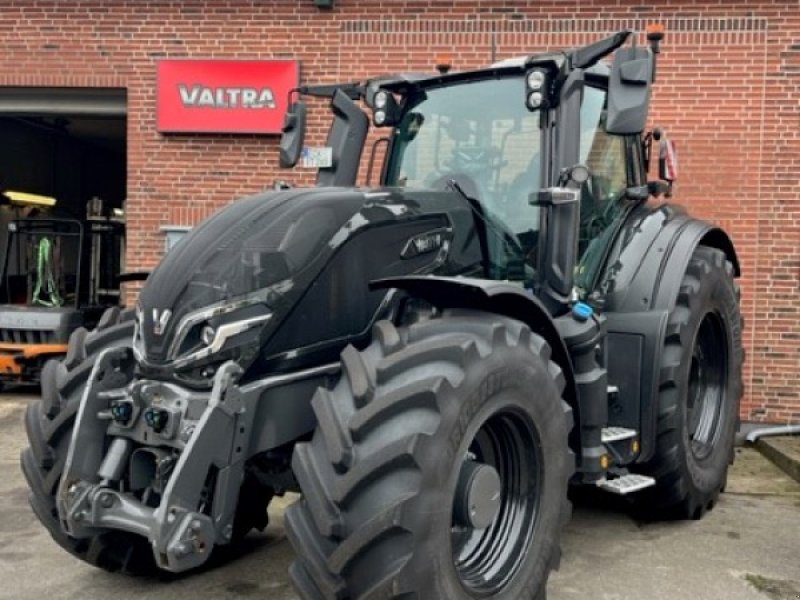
xmin=157 ymin=60 xmax=299 ymax=134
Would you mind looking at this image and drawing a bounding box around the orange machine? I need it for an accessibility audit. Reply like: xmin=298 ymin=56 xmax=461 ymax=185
xmin=0 ymin=205 xmax=125 ymax=387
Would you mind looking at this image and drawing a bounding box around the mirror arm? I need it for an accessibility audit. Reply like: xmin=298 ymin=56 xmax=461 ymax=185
xmin=647 ymin=180 xmax=672 ymax=198
xmin=626 ymin=185 xmax=650 ymax=202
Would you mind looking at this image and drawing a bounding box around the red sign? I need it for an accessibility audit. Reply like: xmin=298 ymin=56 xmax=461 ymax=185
xmin=157 ymin=60 xmax=299 ymax=134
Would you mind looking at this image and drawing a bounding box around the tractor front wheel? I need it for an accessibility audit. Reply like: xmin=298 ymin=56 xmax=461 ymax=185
xmin=287 ymin=309 xmax=573 ymax=599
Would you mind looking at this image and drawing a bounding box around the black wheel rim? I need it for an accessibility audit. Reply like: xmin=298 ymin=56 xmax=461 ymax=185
xmin=451 ymin=408 xmax=542 ymax=596
xmin=686 ymin=312 xmax=728 ymax=461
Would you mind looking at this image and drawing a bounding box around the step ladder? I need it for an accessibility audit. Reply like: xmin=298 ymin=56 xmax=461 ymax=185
xmin=596 ymin=473 xmax=656 ymax=495
xmin=601 ymin=426 xmax=638 ymax=444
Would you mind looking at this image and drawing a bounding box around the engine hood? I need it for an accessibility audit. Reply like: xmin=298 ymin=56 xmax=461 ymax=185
xmin=134 ymin=186 xmax=475 ymax=379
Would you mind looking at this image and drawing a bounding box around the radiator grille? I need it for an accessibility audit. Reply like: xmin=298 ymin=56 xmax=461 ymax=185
xmin=0 ymin=328 xmax=56 ymax=345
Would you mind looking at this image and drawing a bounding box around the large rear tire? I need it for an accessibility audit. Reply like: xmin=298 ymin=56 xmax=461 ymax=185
xmin=634 ymin=246 xmax=743 ymax=519
xmin=20 ymin=308 xmax=273 ymax=574
xmin=287 ymin=309 xmax=573 ymax=599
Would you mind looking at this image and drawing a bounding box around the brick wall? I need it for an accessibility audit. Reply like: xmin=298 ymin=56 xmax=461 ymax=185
xmin=0 ymin=0 xmax=797 ymax=423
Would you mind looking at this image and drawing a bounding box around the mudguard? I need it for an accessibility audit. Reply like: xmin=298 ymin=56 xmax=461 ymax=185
xmin=598 ymin=201 xmax=740 ymax=461
xmin=370 ymin=275 xmax=581 ymax=452
xmin=600 ymin=202 xmax=739 ymax=314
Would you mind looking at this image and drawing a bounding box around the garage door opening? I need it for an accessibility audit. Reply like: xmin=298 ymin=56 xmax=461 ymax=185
xmin=0 ymin=87 xmax=127 ymax=386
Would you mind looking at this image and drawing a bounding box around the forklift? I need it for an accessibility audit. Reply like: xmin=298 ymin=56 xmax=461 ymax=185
xmin=0 ymin=192 xmax=125 ymax=387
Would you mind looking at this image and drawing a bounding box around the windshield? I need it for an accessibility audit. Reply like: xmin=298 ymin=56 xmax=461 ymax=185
xmin=385 ymin=77 xmax=543 ymax=280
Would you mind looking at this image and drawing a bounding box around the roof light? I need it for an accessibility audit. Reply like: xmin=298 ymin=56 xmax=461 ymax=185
xmin=526 ymin=70 xmax=545 ymax=91
xmin=374 ymin=91 xmax=388 ymax=109
xmin=527 ymin=91 xmax=543 ymax=109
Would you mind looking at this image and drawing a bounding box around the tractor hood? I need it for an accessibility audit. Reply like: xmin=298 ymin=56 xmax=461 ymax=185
xmin=134 ymin=186 xmax=476 ymax=384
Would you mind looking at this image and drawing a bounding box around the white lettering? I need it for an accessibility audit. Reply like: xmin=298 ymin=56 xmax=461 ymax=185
xmin=258 ymin=88 xmax=276 ymax=109
xmin=178 ymin=84 xmax=200 ymax=106
xmin=177 ymin=84 xmax=278 ymax=110
xmin=214 ymin=88 xmax=227 ymax=107
xmin=197 ymin=88 xmax=215 ymax=107
xmin=241 ymin=88 xmax=258 ymax=107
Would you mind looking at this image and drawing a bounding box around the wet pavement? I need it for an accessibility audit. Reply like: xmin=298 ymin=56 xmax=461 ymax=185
xmin=1 ymin=391 xmax=798 ymax=600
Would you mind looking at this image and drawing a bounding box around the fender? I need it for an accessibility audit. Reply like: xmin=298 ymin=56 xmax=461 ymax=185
xmin=370 ymin=275 xmax=581 ymax=454
xmin=600 ymin=201 xmax=740 ymax=314
xmin=599 ymin=201 xmax=740 ymax=462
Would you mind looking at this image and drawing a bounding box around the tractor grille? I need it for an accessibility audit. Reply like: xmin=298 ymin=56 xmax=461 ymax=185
xmin=0 ymin=328 xmax=57 ymax=345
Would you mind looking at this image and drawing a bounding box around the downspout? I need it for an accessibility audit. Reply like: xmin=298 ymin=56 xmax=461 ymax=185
xmin=745 ymin=425 xmax=800 ymax=444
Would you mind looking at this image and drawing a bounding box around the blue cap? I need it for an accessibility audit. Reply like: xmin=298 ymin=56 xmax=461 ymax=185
xmin=572 ymin=302 xmax=593 ymax=322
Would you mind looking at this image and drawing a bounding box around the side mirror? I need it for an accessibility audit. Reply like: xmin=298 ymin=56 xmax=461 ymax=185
xmin=279 ymin=100 xmax=307 ymax=168
xmin=606 ymin=46 xmax=653 ymax=135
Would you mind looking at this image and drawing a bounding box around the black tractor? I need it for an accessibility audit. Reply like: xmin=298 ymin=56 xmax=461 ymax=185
xmin=21 ymin=28 xmax=742 ymax=599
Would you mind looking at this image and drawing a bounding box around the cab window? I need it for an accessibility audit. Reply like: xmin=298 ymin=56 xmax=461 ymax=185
xmin=576 ymin=86 xmax=632 ymax=292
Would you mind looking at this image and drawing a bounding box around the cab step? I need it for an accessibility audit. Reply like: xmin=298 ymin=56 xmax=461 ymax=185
xmin=596 ymin=474 xmax=656 ymax=495
xmin=601 ymin=426 xmax=638 ymax=444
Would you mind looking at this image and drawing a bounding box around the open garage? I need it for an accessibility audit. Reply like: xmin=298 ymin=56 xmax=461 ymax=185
xmin=0 ymin=87 xmax=126 ymax=383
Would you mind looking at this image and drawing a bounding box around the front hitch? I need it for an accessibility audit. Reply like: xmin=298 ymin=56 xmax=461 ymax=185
xmin=57 ymin=347 xmax=255 ymax=572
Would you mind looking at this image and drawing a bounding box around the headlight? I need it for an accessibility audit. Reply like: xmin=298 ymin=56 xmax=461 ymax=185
xmin=526 ymin=70 xmax=545 ymax=91
xmin=527 ymin=92 xmax=543 ymax=109
xmin=525 ymin=69 xmax=549 ymax=111
xmin=374 ymin=110 xmax=386 ymax=126
xmin=374 ymin=90 xmax=388 ymax=109
xmin=134 ymin=297 xmax=273 ymax=370
xmin=132 ymin=305 xmax=145 ymax=362
xmin=200 ymin=324 xmax=216 ymax=347
xmin=171 ymin=313 xmax=272 ymax=369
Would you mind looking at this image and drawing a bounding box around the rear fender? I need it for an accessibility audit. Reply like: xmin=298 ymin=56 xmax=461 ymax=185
xmin=370 ymin=275 xmax=580 ymax=453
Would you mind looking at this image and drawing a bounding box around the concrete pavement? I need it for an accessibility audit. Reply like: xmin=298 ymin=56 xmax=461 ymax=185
xmin=1 ymin=391 xmax=798 ymax=600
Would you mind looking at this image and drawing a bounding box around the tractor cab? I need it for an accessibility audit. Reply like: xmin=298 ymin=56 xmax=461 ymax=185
xmin=280 ymin=28 xmax=674 ymax=315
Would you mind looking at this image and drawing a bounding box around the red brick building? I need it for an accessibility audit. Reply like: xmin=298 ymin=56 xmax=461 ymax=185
xmin=0 ymin=0 xmax=797 ymax=424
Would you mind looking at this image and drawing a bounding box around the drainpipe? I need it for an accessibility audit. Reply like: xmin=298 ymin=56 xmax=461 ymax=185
xmin=745 ymin=425 xmax=800 ymax=444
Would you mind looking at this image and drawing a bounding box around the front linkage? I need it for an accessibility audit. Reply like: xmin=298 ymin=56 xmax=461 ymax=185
xmin=56 ymin=347 xmax=334 ymax=572
xmin=57 ymin=348 xmax=248 ymax=571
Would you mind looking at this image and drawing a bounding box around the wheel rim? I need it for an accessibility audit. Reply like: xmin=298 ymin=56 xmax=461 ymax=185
xmin=451 ymin=408 xmax=542 ymax=595
xmin=686 ymin=312 xmax=728 ymax=461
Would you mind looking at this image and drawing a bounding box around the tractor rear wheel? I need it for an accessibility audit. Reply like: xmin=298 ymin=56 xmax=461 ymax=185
xmin=634 ymin=246 xmax=743 ymax=519
xmin=20 ymin=308 xmax=273 ymax=574
xmin=286 ymin=309 xmax=573 ymax=599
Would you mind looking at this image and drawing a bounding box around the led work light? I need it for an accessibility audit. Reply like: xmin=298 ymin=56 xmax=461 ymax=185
xmin=525 ymin=68 xmax=549 ymax=111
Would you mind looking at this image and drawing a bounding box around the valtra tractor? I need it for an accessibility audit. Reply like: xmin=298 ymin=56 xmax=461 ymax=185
xmin=21 ymin=27 xmax=742 ymax=599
